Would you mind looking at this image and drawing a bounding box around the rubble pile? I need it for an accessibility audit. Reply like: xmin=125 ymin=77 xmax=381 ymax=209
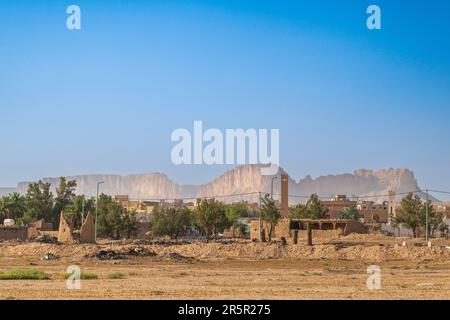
xmin=86 ymin=246 xmax=157 ymax=260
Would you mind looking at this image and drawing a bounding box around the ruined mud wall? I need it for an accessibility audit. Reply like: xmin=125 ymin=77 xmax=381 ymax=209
xmin=0 ymin=226 xmax=28 ymax=241
xmin=250 ymin=219 xmax=292 ymax=241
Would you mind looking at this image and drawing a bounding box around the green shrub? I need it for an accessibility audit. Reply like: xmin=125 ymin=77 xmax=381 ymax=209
xmin=0 ymin=269 xmax=49 ymax=280
xmin=58 ymin=271 xmax=98 ymax=280
xmin=107 ymin=272 xmax=125 ymax=279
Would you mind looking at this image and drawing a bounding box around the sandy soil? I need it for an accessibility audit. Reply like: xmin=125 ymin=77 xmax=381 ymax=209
xmin=1 ymin=235 xmax=450 ymax=300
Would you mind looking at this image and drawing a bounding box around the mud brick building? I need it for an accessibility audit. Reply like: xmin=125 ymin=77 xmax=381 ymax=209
xmin=250 ymin=218 xmax=368 ymax=243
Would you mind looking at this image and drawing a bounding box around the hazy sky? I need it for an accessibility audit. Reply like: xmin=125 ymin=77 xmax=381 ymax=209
xmin=1 ymin=0 xmax=449 ymax=192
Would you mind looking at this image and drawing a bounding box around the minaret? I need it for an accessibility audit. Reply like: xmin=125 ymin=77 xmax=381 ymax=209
xmin=388 ymin=190 xmax=396 ymax=224
xmin=281 ymin=174 xmax=289 ymax=217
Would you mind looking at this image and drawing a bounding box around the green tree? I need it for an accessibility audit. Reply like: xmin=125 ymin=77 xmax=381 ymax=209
xmin=5 ymin=192 xmax=26 ymax=221
xmin=23 ymin=181 xmax=54 ymax=225
xmin=194 ymin=199 xmax=227 ymax=241
xmin=152 ymin=203 xmax=161 ymax=213
xmin=64 ymin=195 xmax=95 ymax=229
xmin=438 ymin=222 xmax=449 ymax=237
xmin=0 ymin=197 xmax=9 ymax=223
xmin=226 ymin=202 xmax=250 ymax=218
xmin=224 ymin=203 xmax=247 ymax=230
xmin=420 ymin=200 xmax=444 ymax=237
xmin=394 ymin=193 xmax=423 ymax=238
xmin=96 ymin=194 xmax=137 ymax=240
xmin=289 ymin=203 xmax=308 ymax=219
xmin=52 ymin=177 xmax=77 ymax=225
xmin=121 ymin=212 xmax=139 ymax=239
xmin=339 ymin=205 xmax=362 ymax=221
xmin=260 ymin=194 xmax=281 ymax=241
xmin=150 ymin=207 xmax=192 ymax=239
xmin=306 ymin=194 xmax=329 ymax=219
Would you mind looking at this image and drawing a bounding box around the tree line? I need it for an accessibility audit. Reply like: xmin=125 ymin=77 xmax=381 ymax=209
xmin=391 ymin=193 xmax=447 ymax=238
xmin=289 ymin=192 xmax=447 ymax=238
xmin=0 ymin=177 xmax=137 ymax=239
xmin=150 ymin=200 xmax=251 ymax=241
xmin=2 ymin=183 xmax=447 ymax=240
xmin=150 ymin=194 xmax=283 ymax=242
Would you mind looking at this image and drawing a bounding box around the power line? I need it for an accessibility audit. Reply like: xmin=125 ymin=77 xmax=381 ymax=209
xmin=124 ymin=188 xmax=450 ymax=203
xmin=347 ymin=190 xmax=423 ymax=199
xmin=272 ymin=190 xmax=423 ymax=200
xmin=128 ymin=191 xmax=261 ymax=202
xmin=428 ymin=189 xmax=450 ymax=195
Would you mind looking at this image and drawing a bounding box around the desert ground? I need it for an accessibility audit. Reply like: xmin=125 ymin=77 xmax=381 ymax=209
xmin=1 ymin=234 xmax=450 ymax=300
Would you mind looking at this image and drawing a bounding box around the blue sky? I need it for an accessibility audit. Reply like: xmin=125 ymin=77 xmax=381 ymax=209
xmin=1 ymin=0 xmax=449 ymax=193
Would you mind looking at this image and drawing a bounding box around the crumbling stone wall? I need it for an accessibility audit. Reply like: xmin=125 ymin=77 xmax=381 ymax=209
xmin=31 ymin=219 xmax=53 ymax=231
xmin=27 ymin=227 xmax=40 ymax=239
xmin=57 ymin=212 xmax=75 ymax=243
xmin=0 ymin=226 xmax=28 ymax=241
xmin=249 ymin=218 xmax=291 ymax=241
xmin=343 ymin=220 xmax=369 ymax=235
xmin=297 ymin=229 xmax=342 ymax=240
xmin=272 ymin=218 xmax=291 ymax=239
xmin=251 ymin=218 xmax=369 ymax=242
xmin=79 ymin=212 xmax=95 ymax=243
xmin=250 ymin=220 xmax=260 ymax=241
xmin=57 ymin=211 xmax=97 ymax=243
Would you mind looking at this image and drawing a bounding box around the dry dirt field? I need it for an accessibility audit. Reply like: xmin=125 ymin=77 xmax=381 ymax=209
xmin=1 ymin=234 xmax=450 ymax=300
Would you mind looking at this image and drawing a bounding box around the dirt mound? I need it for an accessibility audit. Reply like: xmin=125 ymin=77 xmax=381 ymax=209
xmin=1 ymin=240 xmax=449 ymax=262
xmin=0 ymin=242 xmax=98 ymax=258
xmin=146 ymin=242 xmax=450 ymax=262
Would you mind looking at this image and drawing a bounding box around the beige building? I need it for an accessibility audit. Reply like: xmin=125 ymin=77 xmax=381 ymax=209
xmin=114 ymin=195 xmax=159 ymax=213
xmin=321 ymin=195 xmax=357 ymax=219
xmin=433 ymin=202 xmax=450 ymax=220
xmin=250 ymin=218 xmax=368 ymax=243
xmin=357 ymin=200 xmax=389 ymax=223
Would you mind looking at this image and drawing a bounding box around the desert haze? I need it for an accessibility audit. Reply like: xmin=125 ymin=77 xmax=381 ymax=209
xmin=1 ymin=165 xmax=429 ymax=202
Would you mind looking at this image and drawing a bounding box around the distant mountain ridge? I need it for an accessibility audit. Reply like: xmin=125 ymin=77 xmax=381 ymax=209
xmin=1 ymin=165 xmax=433 ymax=203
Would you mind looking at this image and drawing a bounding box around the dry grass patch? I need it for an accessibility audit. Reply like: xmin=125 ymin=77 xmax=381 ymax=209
xmin=0 ymin=269 xmax=50 ymax=280
xmin=107 ymin=272 xmax=125 ymax=279
xmin=58 ymin=271 xmax=98 ymax=280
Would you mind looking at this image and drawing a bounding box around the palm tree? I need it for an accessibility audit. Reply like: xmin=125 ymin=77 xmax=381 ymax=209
xmin=0 ymin=197 xmax=9 ymax=223
xmin=6 ymin=192 xmax=26 ymax=220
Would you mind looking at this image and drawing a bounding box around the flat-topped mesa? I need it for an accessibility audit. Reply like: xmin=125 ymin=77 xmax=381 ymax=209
xmin=12 ymin=165 xmax=427 ymax=203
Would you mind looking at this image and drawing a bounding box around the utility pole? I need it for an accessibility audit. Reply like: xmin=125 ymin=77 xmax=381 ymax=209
xmin=259 ymin=191 xmax=263 ymax=242
xmin=425 ymin=189 xmax=429 ymax=242
xmin=95 ymin=181 xmax=104 ymax=242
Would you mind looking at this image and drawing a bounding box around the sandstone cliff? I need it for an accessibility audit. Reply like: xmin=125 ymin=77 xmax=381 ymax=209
xmin=11 ymin=164 xmax=430 ymax=203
